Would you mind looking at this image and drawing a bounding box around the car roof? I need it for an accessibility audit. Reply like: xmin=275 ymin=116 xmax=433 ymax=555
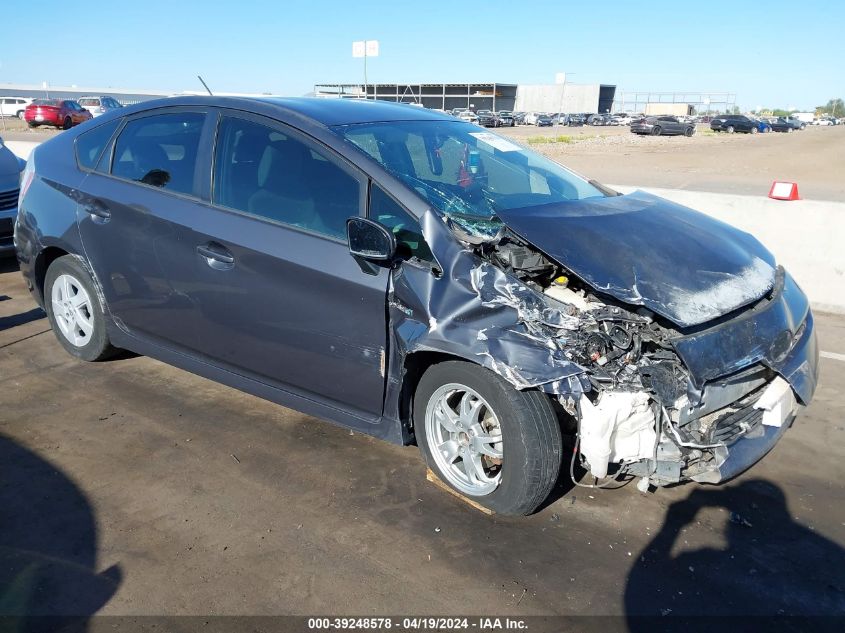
xmin=118 ymin=96 xmax=454 ymax=126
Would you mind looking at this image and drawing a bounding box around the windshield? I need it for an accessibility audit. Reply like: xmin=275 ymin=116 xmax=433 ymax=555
xmin=334 ymin=120 xmax=605 ymax=231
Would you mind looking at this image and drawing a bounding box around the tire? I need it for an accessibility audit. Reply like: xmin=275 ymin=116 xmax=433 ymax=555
xmin=16 ymin=110 xmax=25 ymax=120
xmin=684 ymin=126 xmax=694 ymax=137
xmin=414 ymin=360 xmax=562 ymax=516
xmin=787 ymin=127 xmax=794 ymax=133
xmin=751 ymin=126 xmax=758 ymax=134
xmin=27 ymin=123 xmax=38 ymax=128
xmin=651 ymin=126 xmax=661 ymax=136
xmin=62 ymin=116 xmax=72 ymax=130
xmin=726 ymin=125 xmax=735 ymax=134
xmin=44 ymin=255 xmax=118 ymax=362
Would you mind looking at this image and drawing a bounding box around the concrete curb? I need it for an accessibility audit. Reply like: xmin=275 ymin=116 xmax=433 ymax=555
xmin=611 ymin=185 xmax=845 ymax=315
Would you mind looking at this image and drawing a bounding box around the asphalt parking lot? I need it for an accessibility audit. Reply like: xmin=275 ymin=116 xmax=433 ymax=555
xmin=1 ymin=249 xmax=845 ymax=621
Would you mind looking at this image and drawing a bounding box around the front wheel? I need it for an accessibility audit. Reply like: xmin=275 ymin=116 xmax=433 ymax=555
xmin=684 ymin=126 xmax=695 ymax=137
xmin=62 ymin=116 xmax=72 ymax=130
xmin=751 ymin=126 xmax=758 ymax=134
xmin=726 ymin=125 xmax=735 ymax=134
xmin=651 ymin=126 xmax=661 ymax=136
xmin=414 ymin=361 xmax=562 ymax=516
xmin=44 ymin=255 xmax=118 ymax=361
xmin=16 ymin=110 xmax=25 ymax=120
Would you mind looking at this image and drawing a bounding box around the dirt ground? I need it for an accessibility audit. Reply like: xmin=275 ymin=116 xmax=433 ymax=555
xmin=496 ymin=124 xmax=845 ymax=201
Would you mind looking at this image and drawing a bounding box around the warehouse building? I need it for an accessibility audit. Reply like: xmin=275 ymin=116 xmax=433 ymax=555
xmin=315 ymin=81 xmax=616 ymax=115
xmin=314 ymin=82 xmax=518 ymax=112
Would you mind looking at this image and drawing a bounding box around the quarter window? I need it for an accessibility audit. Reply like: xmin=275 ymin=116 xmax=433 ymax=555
xmin=369 ymin=184 xmax=432 ymax=262
xmin=213 ymin=116 xmax=361 ymax=240
xmin=76 ymin=118 xmax=121 ymax=170
xmin=111 ymin=112 xmax=205 ymax=195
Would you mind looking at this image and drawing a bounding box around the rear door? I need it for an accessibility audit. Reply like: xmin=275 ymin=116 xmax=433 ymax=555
xmin=179 ymin=110 xmax=391 ymax=417
xmin=76 ymin=108 xmax=213 ymax=352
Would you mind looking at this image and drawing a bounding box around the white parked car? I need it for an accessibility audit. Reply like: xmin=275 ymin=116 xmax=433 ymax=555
xmin=0 ymin=96 xmax=33 ymax=119
xmin=611 ymin=113 xmax=635 ymax=125
xmin=77 ymin=96 xmax=123 ymax=117
xmin=457 ymin=110 xmax=478 ymax=124
xmin=523 ymin=112 xmax=539 ymax=125
xmin=810 ymin=118 xmax=833 ymax=126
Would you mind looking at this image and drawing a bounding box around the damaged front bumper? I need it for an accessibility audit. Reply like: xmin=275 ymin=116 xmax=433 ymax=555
xmin=590 ymin=269 xmax=819 ymax=487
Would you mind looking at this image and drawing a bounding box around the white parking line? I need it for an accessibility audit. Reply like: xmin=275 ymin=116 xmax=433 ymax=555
xmin=821 ymin=351 xmax=845 ymax=362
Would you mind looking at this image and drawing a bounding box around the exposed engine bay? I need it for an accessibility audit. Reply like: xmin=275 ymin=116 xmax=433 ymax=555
xmin=462 ymin=227 xmax=800 ymax=488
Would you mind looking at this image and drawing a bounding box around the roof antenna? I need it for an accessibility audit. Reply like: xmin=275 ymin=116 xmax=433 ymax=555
xmin=197 ymin=75 xmax=214 ymax=96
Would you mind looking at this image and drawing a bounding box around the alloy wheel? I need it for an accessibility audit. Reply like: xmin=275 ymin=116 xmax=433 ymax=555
xmin=51 ymin=273 xmax=94 ymax=347
xmin=425 ymin=383 xmax=504 ymax=496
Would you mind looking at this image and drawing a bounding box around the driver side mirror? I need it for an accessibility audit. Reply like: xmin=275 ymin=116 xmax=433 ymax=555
xmin=347 ymin=217 xmax=396 ymax=261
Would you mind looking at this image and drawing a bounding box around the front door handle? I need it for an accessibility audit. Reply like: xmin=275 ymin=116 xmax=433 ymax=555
xmin=197 ymin=242 xmax=234 ymax=270
xmin=83 ymin=198 xmax=111 ymax=220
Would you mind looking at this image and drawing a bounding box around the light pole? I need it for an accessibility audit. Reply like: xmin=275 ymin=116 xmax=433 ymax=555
xmin=352 ymin=40 xmax=379 ymax=100
xmin=555 ymin=72 xmax=575 ymax=122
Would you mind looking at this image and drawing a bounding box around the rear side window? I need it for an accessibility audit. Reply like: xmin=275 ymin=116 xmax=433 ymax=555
xmin=213 ymin=116 xmax=361 ymax=240
xmin=112 ymin=112 xmax=205 ymax=195
xmin=76 ymin=118 xmax=121 ymax=170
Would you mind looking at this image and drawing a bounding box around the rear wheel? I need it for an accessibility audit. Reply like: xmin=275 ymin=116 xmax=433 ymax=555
xmin=16 ymin=110 xmax=25 ymax=120
xmin=726 ymin=125 xmax=735 ymax=134
xmin=27 ymin=123 xmax=38 ymax=128
xmin=414 ymin=360 xmax=562 ymax=516
xmin=62 ymin=116 xmax=72 ymax=130
xmin=44 ymin=255 xmax=118 ymax=362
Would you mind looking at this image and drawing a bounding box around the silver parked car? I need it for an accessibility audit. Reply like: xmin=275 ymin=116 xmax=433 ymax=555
xmin=77 ymin=96 xmax=123 ymax=118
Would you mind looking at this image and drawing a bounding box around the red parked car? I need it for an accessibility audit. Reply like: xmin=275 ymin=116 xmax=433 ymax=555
xmin=24 ymin=99 xmax=92 ymax=130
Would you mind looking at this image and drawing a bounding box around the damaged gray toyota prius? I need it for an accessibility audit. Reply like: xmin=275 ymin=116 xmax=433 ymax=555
xmin=15 ymin=97 xmax=819 ymax=515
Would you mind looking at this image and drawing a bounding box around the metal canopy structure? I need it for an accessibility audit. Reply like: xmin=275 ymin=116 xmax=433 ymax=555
xmin=615 ymin=91 xmax=737 ymax=115
xmin=314 ymin=83 xmax=518 ymax=112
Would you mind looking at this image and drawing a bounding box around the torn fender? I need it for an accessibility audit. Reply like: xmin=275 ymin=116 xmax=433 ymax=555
xmin=383 ymin=209 xmax=589 ymax=413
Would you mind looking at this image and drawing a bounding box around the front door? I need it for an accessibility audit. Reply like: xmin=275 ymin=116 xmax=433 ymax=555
xmin=181 ymin=112 xmax=390 ymax=417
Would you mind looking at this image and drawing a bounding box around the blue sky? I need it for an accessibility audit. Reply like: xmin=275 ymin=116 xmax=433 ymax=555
xmin=2 ymin=0 xmax=842 ymax=110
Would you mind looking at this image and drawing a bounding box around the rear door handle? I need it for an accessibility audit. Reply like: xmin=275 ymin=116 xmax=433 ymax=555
xmin=197 ymin=242 xmax=234 ymax=269
xmin=83 ymin=198 xmax=111 ymax=220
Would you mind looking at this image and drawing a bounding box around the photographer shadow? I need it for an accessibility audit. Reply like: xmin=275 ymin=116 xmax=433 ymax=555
xmin=0 ymin=434 xmax=121 ymax=631
xmin=625 ymin=479 xmax=845 ymax=624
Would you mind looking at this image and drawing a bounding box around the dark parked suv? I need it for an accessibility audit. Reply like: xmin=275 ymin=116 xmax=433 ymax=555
xmin=710 ymin=115 xmax=757 ymax=134
xmin=14 ymin=97 xmax=819 ymax=515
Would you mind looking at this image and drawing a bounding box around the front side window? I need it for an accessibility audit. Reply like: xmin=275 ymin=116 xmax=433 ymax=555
xmin=335 ymin=120 xmax=604 ymax=236
xmin=111 ymin=111 xmax=205 ymax=195
xmin=213 ymin=116 xmax=360 ymax=240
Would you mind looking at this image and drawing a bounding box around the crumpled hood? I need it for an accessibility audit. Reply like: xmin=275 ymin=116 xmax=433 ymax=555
xmin=496 ymin=191 xmax=777 ymax=328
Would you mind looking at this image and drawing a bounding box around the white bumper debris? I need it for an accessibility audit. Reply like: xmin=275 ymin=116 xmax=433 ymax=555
xmin=579 ymin=392 xmax=656 ymax=478
xmin=754 ymin=376 xmax=798 ymax=428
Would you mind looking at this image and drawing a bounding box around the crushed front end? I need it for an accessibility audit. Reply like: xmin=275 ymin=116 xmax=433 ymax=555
xmin=441 ymin=219 xmax=819 ymax=488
